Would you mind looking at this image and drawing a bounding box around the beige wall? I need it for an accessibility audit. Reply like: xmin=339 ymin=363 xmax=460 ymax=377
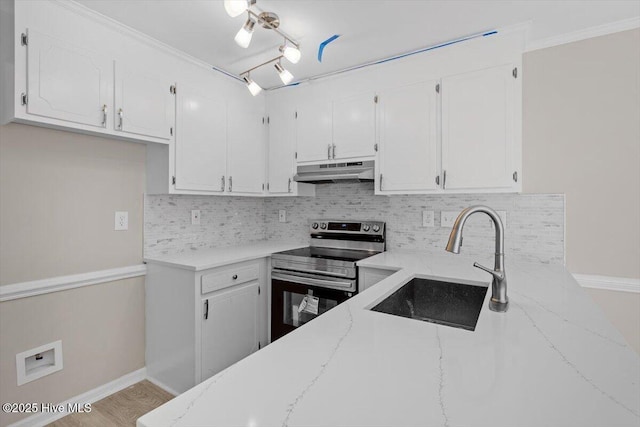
xmin=0 ymin=123 xmax=145 ymax=284
xmin=523 ymin=28 xmax=640 ymax=279
xmin=523 ymin=29 xmax=640 ymax=354
xmin=0 ymin=277 xmax=145 ymax=426
xmin=0 ymin=123 xmax=146 ymax=426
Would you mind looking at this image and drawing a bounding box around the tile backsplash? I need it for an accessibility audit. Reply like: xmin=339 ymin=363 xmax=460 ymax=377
xmin=145 ymin=183 xmax=565 ymax=264
xmin=144 ymin=195 xmax=266 ymax=257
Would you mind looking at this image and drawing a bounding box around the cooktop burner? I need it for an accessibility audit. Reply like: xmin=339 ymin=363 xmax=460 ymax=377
xmin=275 ymin=247 xmax=378 ymax=263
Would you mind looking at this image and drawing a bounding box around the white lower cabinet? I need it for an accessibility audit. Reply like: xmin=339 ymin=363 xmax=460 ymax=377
xmin=201 ymin=281 xmax=259 ymax=382
xmin=358 ymin=267 xmax=396 ymax=292
xmin=146 ymin=259 xmax=267 ymax=394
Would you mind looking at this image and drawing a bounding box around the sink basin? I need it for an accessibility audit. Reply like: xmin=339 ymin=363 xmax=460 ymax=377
xmin=370 ymin=277 xmax=488 ymax=331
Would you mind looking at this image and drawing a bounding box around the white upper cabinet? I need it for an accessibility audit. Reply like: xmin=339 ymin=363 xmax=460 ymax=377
xmin=294 ymin=83 xmax=377 ymax=163
xmin=377 ymin=80 xmax=440 ymax=194
xmin=295 ymin=95 xmax=333 ymax=163
xmin=174 ymin=83 xmax=227 ymax=193
xmin=267 ymin=99 xmax=296 ymax=194
xmin=332 ymin=92 xmax=377 ymax=160
xmin=114 ymin=62 xmax=175 ymax=141
xmin=441 ymin=64 xmax=518 ymax=191
xmin=26 ymin=30 xmax=113 ymax=129
xmin=227 ymin=97 xmax=266 ymax=195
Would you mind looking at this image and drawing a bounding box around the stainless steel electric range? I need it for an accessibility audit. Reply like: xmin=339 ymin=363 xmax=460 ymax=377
xmin=271 ymin=220 xmax=386 ymax=341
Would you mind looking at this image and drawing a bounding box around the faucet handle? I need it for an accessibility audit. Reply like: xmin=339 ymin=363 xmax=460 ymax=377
xmin=473 ymin=262 xmax=504 ymax=280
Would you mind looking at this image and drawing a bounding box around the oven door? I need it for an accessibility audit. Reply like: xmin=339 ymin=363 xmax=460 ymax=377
xmin=271 ymin=271 xmax=354 ymax=341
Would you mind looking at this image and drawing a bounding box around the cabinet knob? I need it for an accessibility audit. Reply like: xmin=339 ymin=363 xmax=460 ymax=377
xmin=232 ymin=274 xmax=238 ymax=280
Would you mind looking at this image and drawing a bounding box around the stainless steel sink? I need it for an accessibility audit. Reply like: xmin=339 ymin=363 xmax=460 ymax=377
xmin=370 ymin=277 xmax=488 ymax=331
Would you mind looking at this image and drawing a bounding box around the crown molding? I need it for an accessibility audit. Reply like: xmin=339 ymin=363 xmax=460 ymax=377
xmin=526 ymin=16 xmax=640 ymax=52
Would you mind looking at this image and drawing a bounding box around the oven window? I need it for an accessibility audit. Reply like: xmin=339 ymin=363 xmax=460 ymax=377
xmin=282 ymin=291 xmax=338 ymax=327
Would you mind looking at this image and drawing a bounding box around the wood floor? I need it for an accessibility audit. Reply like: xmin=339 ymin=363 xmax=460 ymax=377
xmin=48 ymin=380 xmax=174 ymax=427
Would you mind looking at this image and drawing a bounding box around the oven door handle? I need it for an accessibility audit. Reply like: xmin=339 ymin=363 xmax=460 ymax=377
xmin=272 ymin=271 xmax=354 ymax=290
xmin=276 ymin=265 xmax=349 ymax=278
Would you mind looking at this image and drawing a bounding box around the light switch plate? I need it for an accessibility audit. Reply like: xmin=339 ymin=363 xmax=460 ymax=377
xmin=114 ymin=211 xmax=128 ymax=231
xmin=191 ymin=210 xmax=201 ymax=225
xmin=422 ymin=211 xmax=434 ymax=227
xmin=278 ymin=210 xmax=287 ymax=223
xmin=441 ymin=211 xmax=459 ymax=228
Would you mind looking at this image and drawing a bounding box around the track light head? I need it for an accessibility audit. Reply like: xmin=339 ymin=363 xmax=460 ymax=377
xmin=235 ymin=18 xmax=255 ymax=48
xmin=280 ymin=44 xmax=301 ymax=64
xmin=274 ymin=62 xmax=294 ymax=85
xmin=243 ymin=75 xmax=262 ymax=96
xmin=224 ymin=0 xmax=251 ymax=18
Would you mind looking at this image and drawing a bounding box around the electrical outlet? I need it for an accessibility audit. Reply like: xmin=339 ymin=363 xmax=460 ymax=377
xmin=191 ymin=210 xmax=201 ymax=225
xmin=278 ymin=209 xmax=287 ymax=223
xmin=422 ymin=211 xmax=434 ymax=227
xmin=441 ymin=211 xmax=459 ymax=228
xmin=114 ymin=211 xmax=128 ymax=231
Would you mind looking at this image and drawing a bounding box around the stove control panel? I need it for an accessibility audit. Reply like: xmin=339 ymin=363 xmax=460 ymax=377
xmin=309 ymin=220 xmax=385 ymax=236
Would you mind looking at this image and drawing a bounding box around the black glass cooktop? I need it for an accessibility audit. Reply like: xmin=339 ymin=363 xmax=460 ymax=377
xmin=274 ymin=247 xmax=378 ymax=262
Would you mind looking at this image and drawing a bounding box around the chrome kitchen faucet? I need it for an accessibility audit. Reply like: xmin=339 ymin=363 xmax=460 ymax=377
xmin=445 ymin=206 xmax=509 ymax=312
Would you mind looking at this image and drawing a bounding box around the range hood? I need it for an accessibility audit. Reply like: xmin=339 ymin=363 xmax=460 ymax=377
xmin=294 ymin=161 xmax=375 ymax=184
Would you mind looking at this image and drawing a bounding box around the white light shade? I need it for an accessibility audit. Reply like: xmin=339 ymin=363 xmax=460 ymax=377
xmin=275 ymin=63 xmax=294 ymax=85
xmin=279 ymin=69 xmax=294 ymax=85
xmin=234 ymin=21 xmax=254 ymax=48
xmin=281 ymin=45 xmax=301 ymax=64
xmin=224 ymin=0 xmax=248 ymax=17
xmin=244 ymin=76 xmax=262 ymax=96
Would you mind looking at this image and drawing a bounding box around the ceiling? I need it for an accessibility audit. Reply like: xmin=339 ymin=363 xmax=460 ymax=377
xmin=75 ymin=0 xmax=640 ymax=88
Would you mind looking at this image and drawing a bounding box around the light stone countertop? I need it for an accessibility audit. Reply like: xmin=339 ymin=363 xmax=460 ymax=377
xmin=143 ymin=241 xmax=306 ymax=271
xmin=138 ymin=249 xmax=640 ymax=427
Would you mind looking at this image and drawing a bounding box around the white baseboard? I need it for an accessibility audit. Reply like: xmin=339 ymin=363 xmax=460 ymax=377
xmin=526 ymin=17 xmax=640 ymax=52
xmin=8 ymin=368 xmax=147 ymax=427
xmin=145 ymin=376 xmax=180 ymax=397
xmin=0 ymin=264 xmax=147 ymax=302
xmin=574 ymin=273 xmax=640 ymax=294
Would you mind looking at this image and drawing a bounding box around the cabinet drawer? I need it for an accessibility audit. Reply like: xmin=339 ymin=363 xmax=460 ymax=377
xmin=201 ymin=263 xmax=260 ymax=294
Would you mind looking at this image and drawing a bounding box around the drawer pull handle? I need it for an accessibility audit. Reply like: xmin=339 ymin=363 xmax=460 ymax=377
xmin=232 ymin=274 xmax=238 ymax=280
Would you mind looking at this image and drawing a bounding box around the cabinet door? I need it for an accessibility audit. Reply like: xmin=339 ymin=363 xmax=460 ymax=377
xmin=175 ymin=84 xmax=226 ymax=192
xmin=378 ymin=81 xmax=439 ymax=193
xmin=441 ymin=64 xmax=516 ymax=190
xmin=227 ymin=98 xmax=265 ymax=194
xmin=26 ymin=30 xmax=112 ymax=128
xmin=114 ymin=62 xmax=174 ymax=141
xmin=295 ymin=98 xmax=332 ymax=163
xmin=332 ymin=92 xmax=376 ymax=160
xmin=267 ymin=101 xmax=296 ymax=194
xmin=201 ymin=282 xmax=259 ymax=382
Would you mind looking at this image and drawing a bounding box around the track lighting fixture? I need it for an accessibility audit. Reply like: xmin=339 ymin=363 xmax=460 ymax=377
xmin=234 ymin=18 xmax=255 ymax=49
xmin=274 ymin=61 xmax=294 ymax=85
xmin=243 ymin=74 xmax=262 ymax=96
xmin=224 ymin=1 xmax=301 ymax=90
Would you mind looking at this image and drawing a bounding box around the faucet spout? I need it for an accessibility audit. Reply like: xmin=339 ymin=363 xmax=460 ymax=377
xmin=445 ymin=206 xmax=509 ymax=313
